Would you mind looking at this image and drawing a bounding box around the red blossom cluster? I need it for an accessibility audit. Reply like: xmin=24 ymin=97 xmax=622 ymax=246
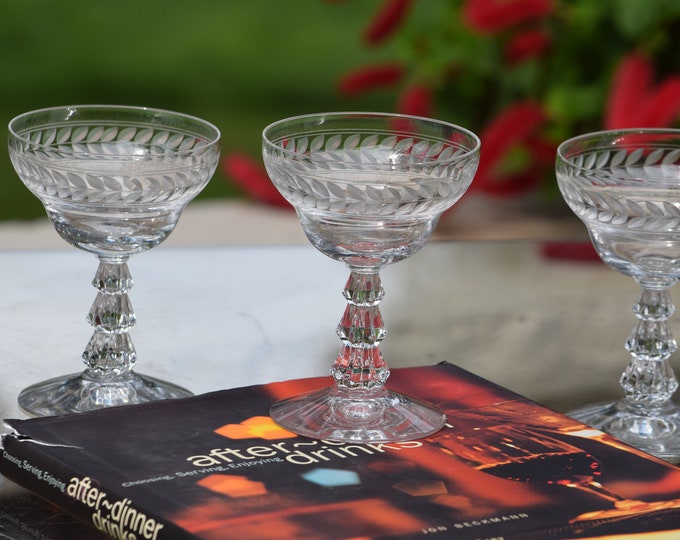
xmin=337 ymin=62 xmax=405 ymax=97
xmin=504 ymin=29 xmax=551 ymax=66
xmin=221 ymin=0 xmax=679 ymax=213
xmin=335 ymin=0 xmax=561 ymax=197
xmin=332 ymin=0 xmax=679 ymax=199
xmin=462 ymin=0 xmax=553 ymax=34
xmin=471 ymin=101 xmax=552 ymax=196
xmin=220 ymin=153 xmax=290 ymax=209
xmin=605 ymin=52 xmax=680 ymax=129
xmin=362 ymin=0 xmax=414 ymax=46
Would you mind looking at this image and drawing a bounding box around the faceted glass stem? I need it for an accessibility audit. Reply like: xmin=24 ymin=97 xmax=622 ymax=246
xmin=569 ymin=285 xmax=680 ymax=462
xmin=269 ymin=268 xmax=446 ymax=442
xmin=82 ymin=257 xmax=137 ymax=381
xmin=17 ymin=255 xmax=193 ymax=416
xmin=620 ymin=287 xmax=679 ymax=410
xmin=332 ymin=271 xmax=390 ymax=390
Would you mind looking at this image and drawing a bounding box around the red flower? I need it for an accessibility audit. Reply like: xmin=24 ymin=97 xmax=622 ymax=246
xmin=638 ymin=78 xmax=680 ymax=127
xmin=472 ymin=101 xmax=548 ymax=196
xmin=605 ymin=53 xmax=651 ymax=129
xmin=397 ymin=84 xmax=433 ymax=117
xmin=463 ymin=0 xmax=553 ymax=34
xmin=337 ymin=62 xmax=405 ymax=97
xmin=605 ymin=52 xmax=680 ymax=129
xmin=363 ymin=0 xmax=414 ymax=46
xmin=221 ymin=153 xmax=291 ymax=209
xmin=505 ymin=28 xmax=551 ymax=65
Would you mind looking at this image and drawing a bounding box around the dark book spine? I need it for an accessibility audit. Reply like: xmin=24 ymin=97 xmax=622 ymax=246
xmin=1 ymin=435 xmax=193 ymax=540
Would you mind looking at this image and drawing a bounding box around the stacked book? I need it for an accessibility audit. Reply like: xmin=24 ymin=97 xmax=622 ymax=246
xmin=2 ymin=362 xmax=680 ymax=539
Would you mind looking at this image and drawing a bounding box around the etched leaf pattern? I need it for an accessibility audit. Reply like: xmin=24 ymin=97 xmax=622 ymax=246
xmin=561 ymin=146 xmax=680 ymax=231
xmin=9 ymin=124 xmax=219 ymax=205
xmin=265 ymin=132 xmax=474 ymax=216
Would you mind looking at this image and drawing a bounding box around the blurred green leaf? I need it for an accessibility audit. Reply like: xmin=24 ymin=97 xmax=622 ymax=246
xmin=0 ymin=0 xmax=392 ymax=220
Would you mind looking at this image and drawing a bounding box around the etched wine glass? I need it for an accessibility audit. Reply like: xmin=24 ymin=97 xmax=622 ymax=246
xmin=556 ymin=129 xmax=680 ymax=462
xmin=262 ymin=112 xmax=480 ymax=442
xmin=8 ymin=105 xmax=221 ymax=416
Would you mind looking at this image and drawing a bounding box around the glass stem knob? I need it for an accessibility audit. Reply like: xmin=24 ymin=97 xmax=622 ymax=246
xmin=621 ymin=287 xmax=679 ymax=409
xmin=82 ymin=257 xmax=137 ymax=382
xmin=332 ymin=270 xmax=390 ymax=390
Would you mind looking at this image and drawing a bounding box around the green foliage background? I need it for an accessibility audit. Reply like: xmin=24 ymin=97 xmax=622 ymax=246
xmin=0 ymin=0 xmax=396 ymax=221
xmin=2 ymin=1 xmax=678 ymax=221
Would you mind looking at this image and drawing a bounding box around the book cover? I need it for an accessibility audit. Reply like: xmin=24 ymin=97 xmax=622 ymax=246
xmin=0 ymin=482 xmax=110 ymax=539
xmin=3 ymin=362 xmax=680 ymax=540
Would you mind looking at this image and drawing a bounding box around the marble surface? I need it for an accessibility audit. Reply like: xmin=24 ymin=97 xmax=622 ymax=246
xmin=0 ymin=241 xmax=638 ymax=420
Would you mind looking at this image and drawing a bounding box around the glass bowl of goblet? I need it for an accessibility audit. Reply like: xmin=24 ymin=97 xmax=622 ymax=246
xmin=8 ymin=105 xmax=221 ymax=416
xmin=556 ymin=128 xmax=680 ymax=462
xmin=262 ymin=112 xmax=480 ymax=442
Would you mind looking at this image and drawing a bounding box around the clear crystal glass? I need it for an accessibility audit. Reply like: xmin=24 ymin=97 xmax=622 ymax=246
xmin=556 ymin=128 xmax=680 ymax=462
xmin=8 ymin=105 xmax=221 ymax=416
xmin=262 ymin=112 xmax=480 ymax=442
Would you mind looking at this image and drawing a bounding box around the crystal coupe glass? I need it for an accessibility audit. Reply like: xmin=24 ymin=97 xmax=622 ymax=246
xmin=262 ymin=112 xmax=480 ymax=442
xmin=8 ymin=105 xmax=220 ymax=416
xmin=556 ymin=129 xmax=680 ymax=462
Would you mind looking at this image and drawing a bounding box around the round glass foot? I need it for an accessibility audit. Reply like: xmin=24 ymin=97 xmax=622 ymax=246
xmin=270 ymin=386 xmax=446 ymax=443
xmin=18 ymin=372 xmax=193 ymax=417
xmin=568 ymin=400 xmax=680 ymax=463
